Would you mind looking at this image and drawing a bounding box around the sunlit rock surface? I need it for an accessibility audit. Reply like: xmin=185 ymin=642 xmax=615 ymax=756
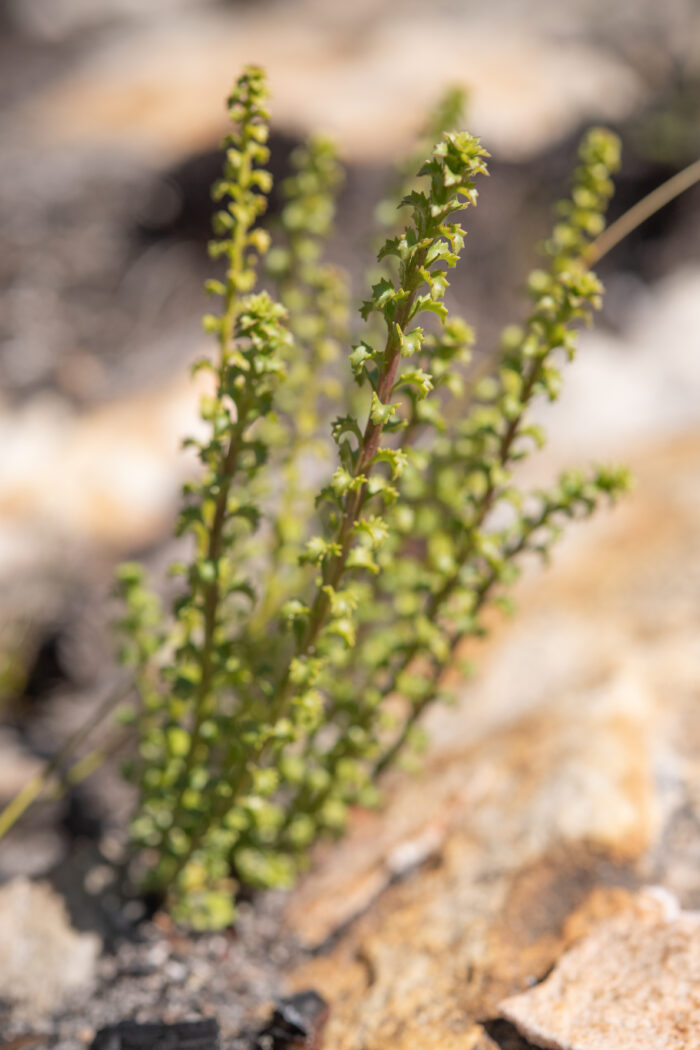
xmin=500 ymin=890 xmax=700 ymax=1050
xmin=9 ymin=0 xmax=653 ymax=163
xmin=283 ymin=429 xmax=700 ymax=1049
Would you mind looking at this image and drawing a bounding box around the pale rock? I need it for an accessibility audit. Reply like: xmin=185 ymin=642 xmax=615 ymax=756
xmin=0 ymin=370 xmax=205 ymax=578
xmin=286 ymin=429 xmax=700 ymax=1049
xmin=500 ymin=889 xmax=700 ymax=1050
xmin=9 ymin=0 xmax=208 ymax=43
xmin=0 ymin=878 xmax=100 ymax=1014
xmin=536 ymin=267 xmax=700 ymax=464
xmin=15 ymin=6 xmax=644 ymax=163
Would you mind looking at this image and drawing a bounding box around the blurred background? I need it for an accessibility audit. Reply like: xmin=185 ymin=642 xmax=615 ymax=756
xmin=1 ymin=0 xmax=699 ymax=879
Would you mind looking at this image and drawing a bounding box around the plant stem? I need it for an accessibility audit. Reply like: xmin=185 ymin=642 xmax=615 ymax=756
xmin=47 ymin=726 xmax=135 ymax=798
xmin=381 ymin=353 xmax=542 ymax=690
xmin=168 ymin=255 xmax=428 ymax=879
xmin=585 ymin=156 xmax=700 ymax=265
xmin=372 ymin=503 xmax=551 ymax=777
xmin=163 ymin=173 xmax=253 ymax=846
xmin=279 ymin=259 xmax=425 ymax=696
xmin=286 ymin=360 xmax=540 ymax=824
xmin=0 ymin=677 xmax=131 ymax=840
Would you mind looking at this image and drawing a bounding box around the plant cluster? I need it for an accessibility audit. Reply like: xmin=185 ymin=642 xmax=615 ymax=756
xmin=114 ymin=66 xmax=627 ymax=928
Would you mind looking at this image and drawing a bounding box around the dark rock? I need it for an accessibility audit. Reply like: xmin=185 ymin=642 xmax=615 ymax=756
xmin=254 ymin=992 xmax=329 ymax=1050
xmin=483 ymin=1018 xmax=542 ymax=1049
xmin=90 ymin=1019 xmax=220 ymax=1050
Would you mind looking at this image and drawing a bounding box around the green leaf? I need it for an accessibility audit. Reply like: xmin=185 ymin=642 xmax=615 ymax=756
xmin=397 ymin=326 xmax=424 ymax=358
xmin=349 ymin=342 xmax=374 ymax=376
xmin=370 ymin=392 xmax=399 ymax=425
xmin=372 ymin=448 xmax=409 ymax=478
xmin=166 ymin=727 xmax=191 ymax=758
xmin=398 ymin=368 xmax=434 ymax=398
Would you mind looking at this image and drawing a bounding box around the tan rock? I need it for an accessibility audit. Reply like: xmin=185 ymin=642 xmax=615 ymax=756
xmin=0 ymin=370 xmax=204 ymax=572
xmin=500 ymin=890 xmax=700 ymax=1050
xmin=0 ymin=878 xmax=100 ymax=1015
xmin=17 ymin=7 xmax=643 ymax=163
xmin=285 ymin=429 xmax=700 ymax=1049
xmin=286 ymin=631 xmax=658 ymax=950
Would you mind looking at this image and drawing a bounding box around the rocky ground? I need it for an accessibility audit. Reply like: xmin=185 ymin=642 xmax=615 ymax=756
xmin=1 ymin=1 xmax=700 ymax=1048
xmin=4 ymin=405 xmax=700 ymax=1050
xmin=286 ymin=425 xmax=700 ymax=1048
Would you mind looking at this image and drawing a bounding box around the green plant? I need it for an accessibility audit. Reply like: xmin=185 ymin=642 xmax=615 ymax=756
xmin=112 ymin=67 xmax=630 ymax=927
xmin=0 ymin=67 xmax=638 ymax=927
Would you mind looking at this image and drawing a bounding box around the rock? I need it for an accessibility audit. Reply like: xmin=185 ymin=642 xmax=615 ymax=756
xmin=0 ymin=729 xmax=43 ymax=799
xmin=284 ymin=428 xmax=700 ymax=1049
xmin=254 ymin=991 xmax=329 ymax=1050
xmin=90 ymin=1019 xmax=220 ymax=1050
xmin=538 ymin=267 xmax=700 ymax=463
xmin=0 ymin=825 xmax=67 ymax=881
xmin=500 ymin=889 xmax=700 ymax=1050
xmin=0 ymin=878 xmax=100 ymax=1015
xmin=284 ymin=624 xmax=659 ymax=949
xmin=17 ymin=7 xmax=644 ymax=164
xmin=0 ymin=373 xmax=204 ymax=562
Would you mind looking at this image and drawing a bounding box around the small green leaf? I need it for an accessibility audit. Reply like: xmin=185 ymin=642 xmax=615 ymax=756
xmin=370 ymin=392 xmax=399 ymax=426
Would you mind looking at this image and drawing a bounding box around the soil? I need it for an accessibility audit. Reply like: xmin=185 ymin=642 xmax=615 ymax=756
xmin=0 ymin=876 xmax=304 ymax=1049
